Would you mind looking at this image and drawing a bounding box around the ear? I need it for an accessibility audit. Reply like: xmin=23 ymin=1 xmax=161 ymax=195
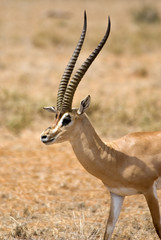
xmin=43 ymin=106 xmax=57 ymax=113
xmin=77 ymin=95 xmax=91 ymax=115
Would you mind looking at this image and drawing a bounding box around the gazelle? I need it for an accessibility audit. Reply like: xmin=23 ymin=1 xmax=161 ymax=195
xmin=41 ymin=12 xmax=161 ymax=240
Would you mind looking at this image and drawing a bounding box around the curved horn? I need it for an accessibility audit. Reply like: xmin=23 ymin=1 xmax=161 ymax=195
xmin=56 ymin=11 xmax=87 ymax=111
xmin=62 ymin=16 xmax=111 ymax=112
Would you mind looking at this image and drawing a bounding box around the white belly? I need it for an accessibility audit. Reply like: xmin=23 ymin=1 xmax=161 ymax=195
xmin=106 ymin=177 xmax=161 ymax=196
xmin=106 ymin=186 xmax=140 ymax=196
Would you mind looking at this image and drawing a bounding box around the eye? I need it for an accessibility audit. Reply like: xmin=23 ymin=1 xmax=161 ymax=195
xmin=62 ymin=115 xmax=71 ymax=126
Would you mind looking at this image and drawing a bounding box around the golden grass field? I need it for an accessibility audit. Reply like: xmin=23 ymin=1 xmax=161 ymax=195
xmin=0 ymin=0 xmax=161 ymax=239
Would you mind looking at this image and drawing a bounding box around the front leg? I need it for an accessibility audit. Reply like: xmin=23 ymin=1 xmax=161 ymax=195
xmin=104 ymin=192 xmax=124 ymax=240
xmin=144 ymin=184 xmax=161 ymax=239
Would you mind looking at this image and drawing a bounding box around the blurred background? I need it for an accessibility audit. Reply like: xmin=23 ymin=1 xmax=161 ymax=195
xmin=0 ymin=0 xmax=161 ymax=138
xmin=0 ymin=0 xmax=161 ymax=239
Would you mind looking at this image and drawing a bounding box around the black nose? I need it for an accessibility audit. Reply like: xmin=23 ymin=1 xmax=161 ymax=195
xmin=41 ymin=135 xmax=48 ymax=142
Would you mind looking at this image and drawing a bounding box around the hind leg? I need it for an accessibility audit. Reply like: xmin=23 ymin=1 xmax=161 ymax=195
xmin=156 ymin=177 xmax=161 ymax=190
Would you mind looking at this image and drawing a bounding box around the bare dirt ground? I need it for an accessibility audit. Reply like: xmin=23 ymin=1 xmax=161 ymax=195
xmin=0 ymin=0 xmax=161 ymax=239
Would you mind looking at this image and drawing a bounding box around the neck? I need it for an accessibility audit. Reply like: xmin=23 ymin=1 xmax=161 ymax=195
xmin=69 ymin=114 xmax=114 ymax=182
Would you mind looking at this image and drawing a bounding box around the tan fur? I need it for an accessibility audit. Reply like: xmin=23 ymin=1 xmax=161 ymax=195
xmin=41 ymin=111 xmax=161 ymax=239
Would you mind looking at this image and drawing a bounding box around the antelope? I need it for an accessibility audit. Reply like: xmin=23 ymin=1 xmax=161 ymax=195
xmin=41 ymin=11 xmax=161 ymax=240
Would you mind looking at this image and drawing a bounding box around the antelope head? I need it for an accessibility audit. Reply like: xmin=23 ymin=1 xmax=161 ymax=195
xmin=41 ymin=11 xmax=111 ymax=145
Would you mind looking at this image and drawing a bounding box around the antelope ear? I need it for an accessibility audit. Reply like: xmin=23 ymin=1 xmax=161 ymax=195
xmin=77 ymin=95 xmax=91 ymax=115
xmin=43 ymin=106 xmax=57 ymax=113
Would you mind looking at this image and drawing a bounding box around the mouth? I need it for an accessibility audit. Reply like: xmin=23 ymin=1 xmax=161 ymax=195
xmin=41 ymin=137 xmax=55 ymax=145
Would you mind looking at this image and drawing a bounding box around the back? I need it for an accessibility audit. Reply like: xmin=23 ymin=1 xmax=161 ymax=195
xmin=113 ymin=131 xmax=161 ymax=157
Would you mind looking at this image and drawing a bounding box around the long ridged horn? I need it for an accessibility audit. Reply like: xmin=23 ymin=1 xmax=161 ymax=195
xmin=62 ymin=16 xmax=111 ymax=112
xmin=56 ymin=11 xmax=87 ymax=111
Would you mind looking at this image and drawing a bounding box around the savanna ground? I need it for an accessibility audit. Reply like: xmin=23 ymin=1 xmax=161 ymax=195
xmin=0 ymin=0 xmax=161 ymax=239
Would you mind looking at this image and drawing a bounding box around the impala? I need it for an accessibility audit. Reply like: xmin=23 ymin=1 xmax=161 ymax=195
xmin=41 ymin=12 xmax=161 ymax=240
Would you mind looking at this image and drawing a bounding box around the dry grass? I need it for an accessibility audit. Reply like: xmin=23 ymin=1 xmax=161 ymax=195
xmin=0 ymin=137 xmax=161 ymax=240
xmin=0 ymin=0 xmax=161 ymax=239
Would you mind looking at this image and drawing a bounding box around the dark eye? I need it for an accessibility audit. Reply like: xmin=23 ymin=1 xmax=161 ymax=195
xmin=62 ymin=115 xmax=71 ymax=126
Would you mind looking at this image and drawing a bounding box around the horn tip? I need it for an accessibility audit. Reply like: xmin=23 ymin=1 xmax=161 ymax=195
xmin=108 ymin=16 xmax=111 ymax=28
xmin=84 ymin=10 xmax=87 ymax=26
